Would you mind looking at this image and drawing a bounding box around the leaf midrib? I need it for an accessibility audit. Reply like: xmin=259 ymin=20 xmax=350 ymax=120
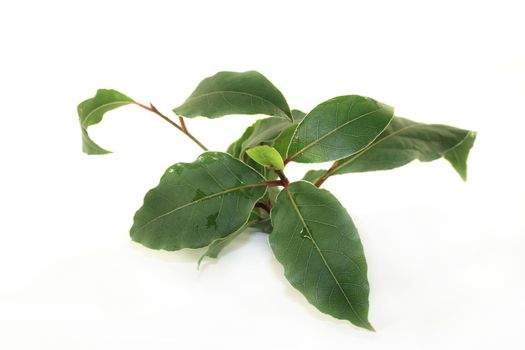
xmin=288 ymin=106 xmax=390 ymax=161
xmin=133 ymin=182 xmax=267 ymax=233
xmin=81 ymin=100 xmax=133 ymax=127
xmin=284 ymin=187 xmax=366 ymax=325
xmin=182 ymin=90 xmax=291 ymax=118
xmin=332 ymin=123 xmax=470 ymax=174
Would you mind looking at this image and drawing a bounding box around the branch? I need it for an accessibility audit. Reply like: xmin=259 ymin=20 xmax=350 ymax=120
xmin=135 ymin=102 xmax=208 ymax=151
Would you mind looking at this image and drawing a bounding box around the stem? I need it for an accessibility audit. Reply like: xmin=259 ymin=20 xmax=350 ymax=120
xmin=314 ymin=160 xmax=340 ymax=187
xmin=274 ymin=169 xmax=290 ymax=187
xmin=178 ymin=115 xmax=188 ymax=133
xmin=284 ymin=147 xmax=305 ymax=165
xmin=135 ymin=102 xmax=208 ymax=151
xmin=265 ymin=180 xmax=285 ymax=187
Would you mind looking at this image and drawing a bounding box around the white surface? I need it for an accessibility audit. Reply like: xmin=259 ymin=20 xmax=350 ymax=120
xmin=1 ymin=1 xmax=524 ymax=349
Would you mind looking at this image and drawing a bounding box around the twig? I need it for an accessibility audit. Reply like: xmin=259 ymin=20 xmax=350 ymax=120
xmin=135 ymin=102 xmax=208 ymax=151
xmin=314 ymin=160 xmax=340 ymax=187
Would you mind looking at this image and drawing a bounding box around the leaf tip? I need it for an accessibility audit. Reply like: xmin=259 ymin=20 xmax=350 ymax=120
xmin=362 ymin=321 xmax=376 ymax=332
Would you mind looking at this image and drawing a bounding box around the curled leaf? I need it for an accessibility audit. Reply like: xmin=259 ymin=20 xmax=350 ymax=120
xmin=77 ymin=89 xmax=135 ymax=155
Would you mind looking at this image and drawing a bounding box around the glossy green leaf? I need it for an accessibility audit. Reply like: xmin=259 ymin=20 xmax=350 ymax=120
xmin=270 ymin=181 xmax=372 ymax=330
xmin=77 ymin=89 xmax=135 ymax=155
xmin=287 ymin=95 xmax=394 ymax=163
xmin=444 ymin=131 xmax=476 ymax=181
xmin=130 ymin=152 xmax=267 ymax=251
xmin=323 ymin=117 xmax=475 ymax=179
xmin=246 ymin=146 xmax=285 ymax=170
xmin=173 ymin=71 xmax=292 ymax=120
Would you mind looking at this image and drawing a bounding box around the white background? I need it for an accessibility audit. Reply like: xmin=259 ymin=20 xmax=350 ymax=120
xmin=1 ymin=1 xmax=524 ymax=349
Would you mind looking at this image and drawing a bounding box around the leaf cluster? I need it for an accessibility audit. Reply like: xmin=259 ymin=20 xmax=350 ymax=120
xmin=77 ymin=71 xmax=475 ymax=330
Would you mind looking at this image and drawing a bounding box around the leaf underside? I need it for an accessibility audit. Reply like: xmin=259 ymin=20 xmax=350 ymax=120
xmin=77 ymin=89 xmax=135 ymax=155
xmin=130 ymin=152 xmax=266 ymax=251
xmin=270 ymin=181 xmax=373 ymax=330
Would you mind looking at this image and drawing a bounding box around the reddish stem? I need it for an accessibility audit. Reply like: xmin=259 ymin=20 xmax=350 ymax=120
xmin=178 ymin=115 xmax=188 ymax=133
xmin=264 ymin=180 xmax=284 ymax=187
xmin=134 ymin=102 xmax=208 ymax=151
xmin=274 ymin=170 xmax=289 ymax=187
xmin=314 ymin=160 xmax=340 ymax=187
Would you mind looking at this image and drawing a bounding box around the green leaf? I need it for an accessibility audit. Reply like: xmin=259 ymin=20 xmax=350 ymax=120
xmin=326 ymin=117 xmax=475 ymax=178
xmin=302 ymin=169 xmax=326 ymax=184
xmin=130 ymin=152 xmax=267 ymax=251
xmin=198 ymin=227 xmax=246 ymax=267
xmin=241 ymin=117 xmax=292 ymax=152
xmin=287 ymin=95 xmax=394 ymax=163
xmin=77 ymin=89 xmax=135 ymax=155
xmin=198 ymin=211 xmax=261 ymax=267
xmin=230 ymin=109 xmax=305 ymax=160
xmin=250 ymin=218 xmax=273 ymax=233
xmin=291 ymin=109 xmax=307 ymax=122
xmin=444 ymin=131 xmax=476 ymax=181
xmin=269 ymin=181 xmax=373 ymax=330
xmin=226 ymin=117 xmax=292 ymax=159
xmin=273 ymin=124 xmax=298 ymax=159
xmin=173 ymin=71 xmax=292 ymax=121
xmin=246 ymin=146 xmax=285 ymax=170
xmin=272 ymin=109 xmax=307 ymax=158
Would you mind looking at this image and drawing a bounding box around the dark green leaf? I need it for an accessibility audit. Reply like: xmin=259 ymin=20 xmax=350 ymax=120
xmin=444 ymin=131 xmax=476 ymax=181
xmin=246 ymin=146 xmax=285 ymax=170
xmin=130 ymin=152 xmax=267 ymax=251
xmin=265 ymin=185 xmax=280 ymax=205
xmin=250 ymin=218 xmax=273 ymax=233
xmin=327 ymin=117 xmax=475 ymax=178
xmin=302 ymin=169 xmax=326 ymax=184
xmin=197 ymin=227 xmax=246 ymax=267
xmin=198 ymin=211 xmax=261 ymax=267
xmin=226 ymin=117 xmax=292 ymax=159
xmin=77 ymin=89 xmax=135 ymax=155
xmin=173 ymin=71 xmax=292 ymax=120
xmin=273 ymin=125 xmax=297 ymax=159
xmin=229 ymin=109 xmax=305 ymax=160
xmin=272 ymin=109 xmax=307 ymax=159
xmin=241 ymin=117 xmax=292 ymax=152
xmin=287 ymin=95 xmax=394 ymax=163
xmin=291 ymin=109 xmax=307 ymax=122
xmin=249 ymin=205 xmax=273 ymax=233
xmin=270 ymin=181 xmax=373 ymax=330
xmin=226 ymin=121 xmax=257 ymax=158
